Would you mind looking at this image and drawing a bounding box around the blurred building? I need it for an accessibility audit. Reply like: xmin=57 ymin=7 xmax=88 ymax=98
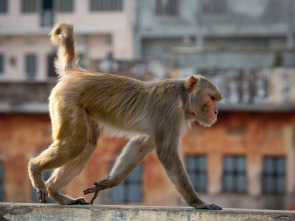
xmin=0 ymin=0 xmax=295 ymax=210
xmin=0 ymin=0 xmax=135 ymax=82
xmin=133 ymin=0 xmax=295 ymax=209
xmin=135 ymin=0 xmax=295 ymax=68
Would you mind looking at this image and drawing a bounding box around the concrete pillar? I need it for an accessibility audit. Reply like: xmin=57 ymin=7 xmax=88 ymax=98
xmin=113 ymin=27 xmax=134 ymax=60
xmin=196 ymin=0 xmax=204 ymax=50
xmin=285 ymin=124 xmax=295 ymax=209
xmin=285 ymin=125 xmax=295 ymax=195
xmin=247 ymin=155 xmax=263 ymax=196
xmin=268 ymin=68 xmax=283 ymax=105
xmin=208 ymin=153 xmax=222 ymax=194
xmin=289 ymin=68 xmax=295 ymax=104
xmin=287 ymin=0 xmax=294 ymax=49
xmin=134 ymin=0 xmax=142 ymax=58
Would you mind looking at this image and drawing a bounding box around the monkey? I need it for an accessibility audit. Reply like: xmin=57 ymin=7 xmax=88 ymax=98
xmin=28 ymin=22 xmax=223 ymax=210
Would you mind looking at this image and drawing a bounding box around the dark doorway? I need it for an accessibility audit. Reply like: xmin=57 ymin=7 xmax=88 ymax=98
xmin=48 ymin=53 xmax=57 ymax=77
xmin=41 ymin=0 xmax=54 ymax=27
xmin=42 ymin=0 xmax=53 ymax=10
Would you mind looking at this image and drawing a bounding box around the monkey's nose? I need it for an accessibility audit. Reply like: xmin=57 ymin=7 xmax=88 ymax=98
xmin=215 ymin=110 xmax=218 ymax=115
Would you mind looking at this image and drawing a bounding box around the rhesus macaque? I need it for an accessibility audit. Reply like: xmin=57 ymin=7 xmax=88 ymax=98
xmin=28 ymin=22 xmax=223 ymax=210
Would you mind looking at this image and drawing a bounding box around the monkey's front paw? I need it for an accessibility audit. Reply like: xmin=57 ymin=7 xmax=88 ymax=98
xmin=193 ymin=203 xmax=222 ymax=210
xmin=37 ymin=188 xmax=48 ymax=203
xmin=83 ymin=184 xmax=101 ymax=205
xmin=83 ymin=186 xmax=98 ymax=195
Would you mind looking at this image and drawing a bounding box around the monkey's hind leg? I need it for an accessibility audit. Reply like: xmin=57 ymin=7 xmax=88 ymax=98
xmin=45 ymin=116 xmax=100 ymax=205
xmin=28 ymin=107 xmax=89 ymax=204
xmin=84 ymin=136 xmax=155 ymax=204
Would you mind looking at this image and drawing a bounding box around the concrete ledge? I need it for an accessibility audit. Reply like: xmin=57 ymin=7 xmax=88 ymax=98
xmin=0 ymin=203 xmax=295 ymax=221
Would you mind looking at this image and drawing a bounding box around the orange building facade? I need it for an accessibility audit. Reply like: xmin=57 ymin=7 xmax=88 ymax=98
xmin=0 ymin=111 xmax=294 ymax=210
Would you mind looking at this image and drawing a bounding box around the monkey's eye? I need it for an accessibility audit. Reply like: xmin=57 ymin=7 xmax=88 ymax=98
xmin=210 ymin=96 xmax=216 ymax=101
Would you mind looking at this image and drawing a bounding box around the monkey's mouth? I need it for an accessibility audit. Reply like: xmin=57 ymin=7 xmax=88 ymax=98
xmin=195 ymin=112 xmax=216 ymax=122
xmin=194 ymin=114 xmax=217 ymax=127
xmin=186 ymin=111 xmax=216 ymax=126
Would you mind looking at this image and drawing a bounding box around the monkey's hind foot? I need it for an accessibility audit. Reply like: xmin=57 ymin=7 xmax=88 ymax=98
xmin=62 ymin=197 xmax=90 ymax=205
xmin=194 ymin=203 xmax=222 ymax=210
xmin=37 ymin=187 xmax=48 ymax=203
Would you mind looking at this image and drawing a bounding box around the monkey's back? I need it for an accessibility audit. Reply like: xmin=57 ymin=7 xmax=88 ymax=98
xmin=52 ymin=71 xmax=149 ymax=132
xmin=50 ymin=70 xmax=186 ymax=136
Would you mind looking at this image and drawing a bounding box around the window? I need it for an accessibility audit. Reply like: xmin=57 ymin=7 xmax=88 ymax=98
xmin=263 ymin=157 xmax=285 ymax=195
xmin=110 ymin=165 xmax=142 ymax=203
xmin=0 ymin=54 xmax=4 ymax=74
xmin=90 ymin=0 xmax=123 ymax=12
xmin=78 ymin=54 xmax=86 ymax=69
xmin=56 ymin=0 xmax=73 ymax=12
xmin=223 ymin=156 xmax=246 ymax=193
xmin=22 ymin=0 xmax=37 ymax=13
xmin=204 ymin=0 xmax=227 ymax=14
xmin=155 ymin=0 xmax=179 ymax=16
xmin=40 ymin=0 xmax=54 ymax=27
xmin=0 ymin=0 xmax=7 ymax=13
xmin=186 ymin=155 xmax=207 ymax=193
xmin=47 ymin=53 xmax=58 ymax=77
xmin=25 ymin=54 xmax=37 ymax=77
xmin=0 ymin=163 xmax=3 ymax=201
xmin=32 ymin=170 xmax=55 ymax=203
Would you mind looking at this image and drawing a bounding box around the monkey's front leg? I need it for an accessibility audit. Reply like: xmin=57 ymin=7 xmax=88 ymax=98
xmin=156 ymin=139 xmax=222 ymax=210
xmin=84 ymin=136 xmax=155 ymax=204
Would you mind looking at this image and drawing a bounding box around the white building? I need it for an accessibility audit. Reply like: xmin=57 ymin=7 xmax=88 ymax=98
xmin=0 ymin=0 xmax=135 ymax=82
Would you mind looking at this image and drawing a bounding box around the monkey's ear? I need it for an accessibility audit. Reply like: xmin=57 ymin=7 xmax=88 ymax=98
xmin=185 ymin=76 xmax=199 ymax=92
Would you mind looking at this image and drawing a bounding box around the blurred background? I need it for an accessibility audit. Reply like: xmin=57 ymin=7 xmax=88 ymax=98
xmin=0 ymin=0 xmax=294 ymax=210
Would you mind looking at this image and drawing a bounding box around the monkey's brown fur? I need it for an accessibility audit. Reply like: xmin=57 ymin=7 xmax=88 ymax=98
xmin=28 ymin=22 xmax=223 ymax=209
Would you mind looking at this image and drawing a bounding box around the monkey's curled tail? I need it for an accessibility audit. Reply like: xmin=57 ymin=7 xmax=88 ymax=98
xmin=50 ymin=22 xmax=80 ymax=76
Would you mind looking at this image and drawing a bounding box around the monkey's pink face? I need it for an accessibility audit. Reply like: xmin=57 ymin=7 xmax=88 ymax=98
xmin=185 ymin=93 xmax=221 ymax=127
xmin=184 ymin=75 xmax=222 ymax=128
xmin=195 ymin=94 xmax=219 ymax=127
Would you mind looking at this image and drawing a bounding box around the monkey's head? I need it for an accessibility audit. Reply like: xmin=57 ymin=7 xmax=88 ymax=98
xmin=184 ymin=75 xmax=223 ymax=127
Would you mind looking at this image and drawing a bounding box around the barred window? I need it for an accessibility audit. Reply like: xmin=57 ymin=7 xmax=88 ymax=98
xmin=56 ymin=0 xmax=73 ymax=12
xmin=25 ymin=54 xmax=37 ymax=77
xmin=0 ymin=54 xmax=4 ymax=74
xmin=78 ymin=54 xmax=86 ymax=69
xmin=47 ymin=53 xmax=58 ymax=77
xmin=223 ymin=156 xmax=246 ymax=193
xmin=0 ymin=163 xmax=3 ymax=201
xmin=263 ymin=157 xmax=285 ymax=195
xmin=0 ymin=0 xmax=8 ymax=13
xmin=22 ymin=0 xmax=37 ymax=13
xmin=204 ymin=0 xmax=227 ymax=14
xmin=90 ymin=0 xmax=123 ymax=12
xmin=110 ymin=165 xmax=142 ymax=203
xmin=186 ymin=155 xmax=207 ymax=193
xmin=155 ymin=0 xmax=179 ymax=16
